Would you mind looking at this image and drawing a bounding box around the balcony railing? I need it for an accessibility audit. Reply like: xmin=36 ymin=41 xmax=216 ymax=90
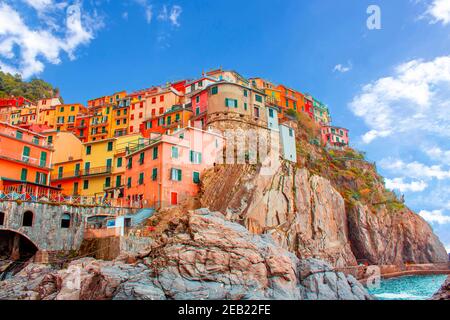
xmin=0 ymin=149 xmax=49 ymax=168
xmin=82 ymin=166 xmax=112 ymax=177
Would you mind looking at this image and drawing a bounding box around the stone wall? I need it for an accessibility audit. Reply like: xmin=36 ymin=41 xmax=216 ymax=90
xmin=0 ymin=201 xmax=136 ymax=252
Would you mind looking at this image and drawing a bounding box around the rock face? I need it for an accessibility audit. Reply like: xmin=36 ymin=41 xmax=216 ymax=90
xmin=347 ymin=203 xmax=449 ymax=265
xmin=0 ymin=210 xmax=372 ymax=300
xmin=431 ymin=276 xmax=450 ymax=300
xmin=200 ymin=164 xmax=448 ymax=267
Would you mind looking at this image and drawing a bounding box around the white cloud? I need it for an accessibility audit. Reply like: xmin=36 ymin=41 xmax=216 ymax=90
xmin=333 ymin=63 xmax=352 ymax=73
xmin=424 ymin=146 xmax=450 ymax=164
xmin=385 ymin=178 xmax=428 ymax=192
xmin=157 ymin=4 xmax=182 ymax=26
xmin=22 ymin=0 xmax=54 ymax=12
xmin=122 ymin=11 xmax=129 ymax=20
xmin=145 ymin=5 xmax=153 ymax=23
xmin=0 ymin=2 xmax=101 ymax=78
xmin=426 ymin=0 xmax=450 ymax=25
xmin=446 ymin=244 xmax=450 ymax=253
xmin=419 ymin=209 xmax=450 ymax=225
xmin=169 ymin=5 xmax=182 ymax=27
xmin=380 ymin=158 xmax=450 ymax=180
xmin=349 ymin=56 xmax=450 ymax=144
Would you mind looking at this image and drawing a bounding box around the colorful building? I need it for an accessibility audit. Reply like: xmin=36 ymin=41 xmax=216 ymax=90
xmin=140 ymin=105 xmax=193 ymax=137
xmin=124 ymin=126 xmax=223 ymax=208
xmin=111 ymin=97 xmax=130 ymax=137
xmin=0 ymin=122 xmax=59 ymax=197
xmin=312 ymin=98 xmax=331 ymax=125
xmin=54 ymin=103 xmax=87 ymax=132
xmin=45 ymin=131 xmax=84 ymax=196
xmin=321 ymin=126 xmax=349 ymax=148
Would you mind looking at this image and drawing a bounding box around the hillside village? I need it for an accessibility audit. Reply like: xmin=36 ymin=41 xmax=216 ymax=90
xmin=0 ymin=68 xmax=350 ymax=210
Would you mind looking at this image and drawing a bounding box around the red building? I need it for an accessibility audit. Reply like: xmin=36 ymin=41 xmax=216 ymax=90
xmin=321 ymin=126 xmax=349 ymax=148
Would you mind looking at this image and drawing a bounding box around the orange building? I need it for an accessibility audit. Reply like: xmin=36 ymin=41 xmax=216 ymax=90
xmin=140 ymin=105 xmax=193 ymax=137
xmin=0 ymin=122 xmax=59 ymax=197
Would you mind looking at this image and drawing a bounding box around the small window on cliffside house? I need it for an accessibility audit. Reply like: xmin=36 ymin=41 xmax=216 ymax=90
xmin=0 ymin=212 xmax=4 ymax=225
xmin=61 ymin=213 xmax=71 ymax=229
xmin=22 ymin=211 xmax=33 ymax=227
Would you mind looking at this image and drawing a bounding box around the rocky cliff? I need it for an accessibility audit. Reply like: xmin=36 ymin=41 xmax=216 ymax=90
xmin=432 ymin=276 xmax=450 ymax=300
xmin=0 ymin=210 xmax=371 ymax=300
xmin=200 ymin=161 xmax=448 ymax=267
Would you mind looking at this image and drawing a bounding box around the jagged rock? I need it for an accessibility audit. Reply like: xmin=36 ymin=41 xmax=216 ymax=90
xmin=348 ymin=203 xmax=448 ymax=265
xmin=431 ymin=276 xmax=450 ymax=300
xmin=200 ymin=163 xmax=447 ymax=267
xmin=0 ymin=210 xmax=372 ymax=300
xmin=201 ymin=164 xmax=357 ymax=267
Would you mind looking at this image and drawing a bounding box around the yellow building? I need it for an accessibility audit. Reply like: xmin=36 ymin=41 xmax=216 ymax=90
xmin=54 ymin=103 xmax=87 ymax=132
xmin=110 ymin=97 xmax=130 ymax=138
xmin=38 ymin=107 xmax=56 ymax=128
xmin=80 ymin=134 xmax=142 ymax=198
xmin=44 ymin=131 xmax=84 ymax=196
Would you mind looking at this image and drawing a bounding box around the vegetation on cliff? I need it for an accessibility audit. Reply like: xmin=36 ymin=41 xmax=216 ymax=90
xmin=0 ymin=71 xmax=60 ymax=101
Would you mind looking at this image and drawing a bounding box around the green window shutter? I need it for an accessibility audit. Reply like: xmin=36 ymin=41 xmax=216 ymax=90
xmin=225 ymin=98 xmax=229 ymax=107
xmin=23 ymin=146 xmax=30 ymax=157
xmin=172 ymin=147 xmax=178 ymax=159
xmin=116 ymin=175 xmax=121 ymax=187
xmin=16 ymin=131 xmax=23 ymax=139
xmin=193 ymin=172 xmax=200 ymax=184
xmin=190 ymin=150 xmax=194 ymax=163
xmin=20 ymin=168 xmax=27 ymax=181
xmin=211 ymin=86 xmax=218 ymax=95
xmin=127 ymin=157 xmax=133 ymax=169
xmin=105 ymin=177 xmax=111 ymax=188
xmin=83 ymin=180 xmax=89 ymax=189
xmin=58 ymin=167 xmax=63 ymax=178
xmin=139 ymin=152 xmax=145 ymax=164
xmin=107 ymin=141 xmax=113 ymax=151
xmin=86 ymin=146 xmax=91 ymax=155
xmin=127 ymin=177 xmax=132 ymax=188
xmin=75 ymin=163 xmax=80 ymax=176
xmin=244 ymin=103 xmax=248 ymax=110
xmin=40 ymin=152 xmax=47 ymax=167
xmin=35 ymin=172 xmax=40 ymax=184
xmin=85 ymin=162 xmax=90 ymax=171
xmin=152 ymin=168 xmax=158 ymax=181
xmin=177 ymin=169 xmax=182 ymax=181
xmin=117 ymin=157 xmax=123 ymax=168
xmin=153 ymin=147 xmax=158 ymax=159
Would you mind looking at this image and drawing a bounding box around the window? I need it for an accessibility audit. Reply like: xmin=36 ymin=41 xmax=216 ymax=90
xmin=106 ymin=159 xmax=113 ymax=169
xmin=58 ymin=166 xmax=64 ymax=179
xmin=269 ymin=109 xmax=274 ymax=118
xmin=117 ymin=157 xmax=123 ymax=168
xmin=20 ymin=168 xmax=28 ymax=181
xmin=244 ymin=89 xmax=248 ymax=97
xmin=71 ymin=106 xmax=75 ymax=112
xmin=254 ymin=106 xmax=260 ymax=118
xmin=167 ymin=116 xmax=172 ymax=125
xmin=83 ymin=180 xmax=89 ymax=189
xmin=22 ymin=211 xmax=33 ymax=227
xmin=22 ymin=146 xmax=30 ymax=162
xmin=196 ymin=107 xmax=200 ymax=115
xmin=225 ymin=98 xmax=238 ymax=108
xmin=193 ymin=171 xmax=200 ymax=184
xmin=152 ymin=168 xmax=158 ymax=181
xmin=160 ymin=95 xmax=164 ymax=102
xmin=172 ymin=146 xmax=179 ymax=159
xmin=0 ymin=212 xmax=4 ymax=226
xmin=61 ymin=213 xmax=71 ymax=228
xmin=152 ymin=147 xmax=158 ymax=160
xmin=84 ymin=162 xmax=90 ymax=174
xmin=244 ymin=103 xmax=248 ymax=111
xmin=152 ymin=97 xmax=156 ymax=104
xmin=196 ymin=96 xmax=200 ymax=104
xmin=35 ymin=172 xmax=46 ymax=184
xmin=255 ymin=95 xmax=263 ymax=103
xmin=127 ymin=158 xmax=133 ymax=169
xmin=116 ymin=175 xmax=122 ymax=187
xmin=75 ymin=163 xmax=81 ymax=176
xmin=146 ymin=121 xmax=153 ymax=129
xmin=171 ymin=168 xmax=182 ymax=181
xmin=107 ymin=141 xmax=113 ymax=151
xmin=289 ymin=128 xmax=294 ymax=137
xmin=211 ymin=86 xmax=218 ymax=95
xmin=60 ymin=107 xmax=64 ymax=112
xmin=190 ymin=151 xmax=202 ymax=164
xmin=139 ymin=152 xmax=145 ymax=165
xmin=32 ymin=136 xmax=39 ymax=145
xmin=175 ymin=113 xmax=180 ymax=122
xmin=105 ymin=177 xmax=111 ymax=188
xmin=86 ymin=145 xmax=92 ymax=155
xmin=138 ymin=173 xmax=144 ymax=185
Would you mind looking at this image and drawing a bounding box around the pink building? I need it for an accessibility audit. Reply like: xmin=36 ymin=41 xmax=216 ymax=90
xmin=321 ymin=126 xmax=349 ymax=148
xmin=124 ymin=126 xmax=223 ymax=208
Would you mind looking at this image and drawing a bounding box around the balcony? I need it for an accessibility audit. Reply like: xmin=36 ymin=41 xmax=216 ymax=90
xmin=82 ymin=166 xmax=112 ymax=177
xmin=0 ymin=149 xmax=50 ymax=169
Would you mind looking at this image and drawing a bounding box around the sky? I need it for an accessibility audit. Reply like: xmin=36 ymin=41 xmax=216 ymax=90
xmin=0 ymin=0 xmax=449 ymax=251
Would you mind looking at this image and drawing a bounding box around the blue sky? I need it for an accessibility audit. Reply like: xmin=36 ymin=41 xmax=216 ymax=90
xmin=1 ymin=0 xmax=449 ymax=250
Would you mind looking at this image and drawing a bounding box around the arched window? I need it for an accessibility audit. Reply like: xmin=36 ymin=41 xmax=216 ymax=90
xmin=22 ymin=211 xmax=33 ymax=227
xmin=61 ymin=213 xmax=71 ymax=229
xmin=0 ymin=212 xmax=4 ymax=226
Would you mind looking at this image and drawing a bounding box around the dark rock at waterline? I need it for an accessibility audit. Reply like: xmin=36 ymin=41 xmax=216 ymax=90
xmin=431 ymin=276 xmax=450 ymax=300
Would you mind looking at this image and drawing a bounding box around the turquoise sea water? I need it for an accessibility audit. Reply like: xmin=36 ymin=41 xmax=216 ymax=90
xmin=367 ymin=274 xmax=447 ymax=300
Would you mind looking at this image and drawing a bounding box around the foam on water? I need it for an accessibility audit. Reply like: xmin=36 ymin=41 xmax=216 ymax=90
xmin=368 ymin=274 xmax=447 ymax=300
